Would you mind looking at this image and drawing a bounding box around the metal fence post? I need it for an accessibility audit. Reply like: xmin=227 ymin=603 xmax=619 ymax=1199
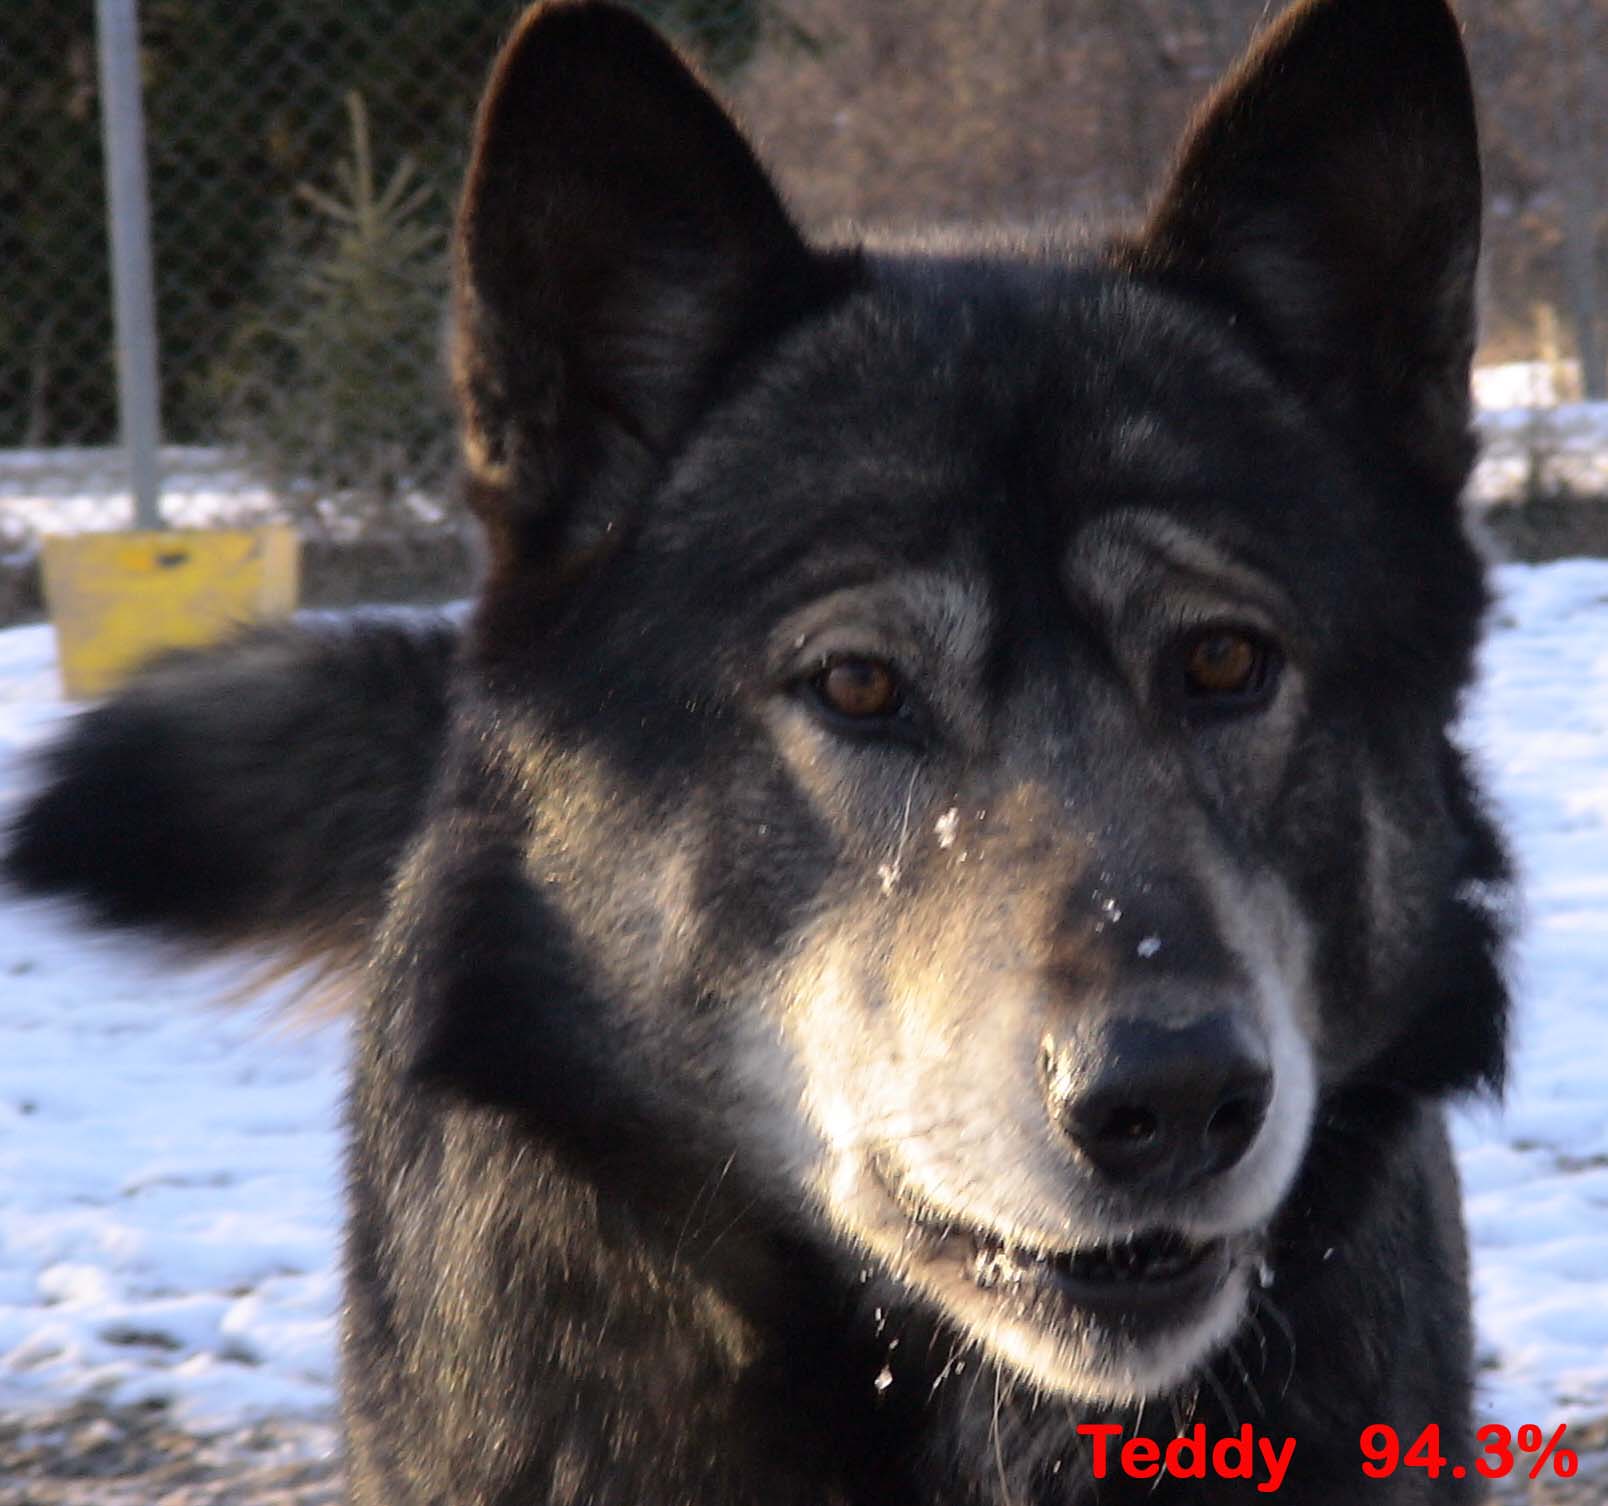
xmin=95 ymin=0 xmax=164 ymax=530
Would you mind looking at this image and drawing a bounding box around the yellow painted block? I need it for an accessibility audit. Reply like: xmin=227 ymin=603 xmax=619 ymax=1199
xmin=40 ymin=526 xmax=300 ymax=700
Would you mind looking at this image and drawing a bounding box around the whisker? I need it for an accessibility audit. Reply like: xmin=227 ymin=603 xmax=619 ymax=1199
xmin=1253 ymin=1295 xmax=1299 ymax=1399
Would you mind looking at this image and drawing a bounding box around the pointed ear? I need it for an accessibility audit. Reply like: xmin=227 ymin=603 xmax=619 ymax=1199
xmin=452 ymin=1 xmax=842 ymax=570
xmin=1133 ymin=0 xmax=1482 ymax=493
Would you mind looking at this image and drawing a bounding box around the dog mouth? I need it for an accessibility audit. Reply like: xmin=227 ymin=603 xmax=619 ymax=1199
xmin=969 ymin=1226 xmax=1226 ymax=1312
xmin=871 ymin=1158 xmax=1233 ymax=1325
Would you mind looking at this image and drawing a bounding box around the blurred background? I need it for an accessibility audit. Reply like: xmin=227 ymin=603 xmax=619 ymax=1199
xmin=2 ymin=0 xmax=1605 ymax=606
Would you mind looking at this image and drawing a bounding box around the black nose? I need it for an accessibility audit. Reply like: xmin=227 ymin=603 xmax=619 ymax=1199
xmin=1046 ymin=1015 xmax=1272 ymax=1193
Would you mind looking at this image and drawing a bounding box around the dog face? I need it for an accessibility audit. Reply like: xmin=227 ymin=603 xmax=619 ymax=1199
xmin=408 ymin=0 xmax=1508 ymax=1407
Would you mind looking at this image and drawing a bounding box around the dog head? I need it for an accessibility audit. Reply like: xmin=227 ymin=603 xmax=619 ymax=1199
xmin=408 ymin=0 xmax=1509 ymax=1405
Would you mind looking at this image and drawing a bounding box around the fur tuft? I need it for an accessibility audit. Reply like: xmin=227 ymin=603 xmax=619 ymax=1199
xmin=5 ymin=617 xmax=458 ymax=972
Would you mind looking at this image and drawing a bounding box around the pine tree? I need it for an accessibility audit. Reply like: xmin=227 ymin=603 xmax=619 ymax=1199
xmin=213 ymin=92 xmax=451 ymax=536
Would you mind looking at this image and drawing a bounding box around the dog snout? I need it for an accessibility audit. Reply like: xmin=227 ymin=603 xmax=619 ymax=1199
xmin=1044 ymin=1015 xmax=1272 ymax=1194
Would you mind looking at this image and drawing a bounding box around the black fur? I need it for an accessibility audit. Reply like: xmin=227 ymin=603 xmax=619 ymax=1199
xmin=6 ymin=618 xmax=456 ymax=963
xmin=5 ymin=1 xmax=1511 ymax=1501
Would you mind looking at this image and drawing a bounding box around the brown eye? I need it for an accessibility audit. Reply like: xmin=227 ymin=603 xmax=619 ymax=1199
xmin=1180 ymin=630 xmax=1273 ymax=702
xmin=814 ymin=657 xmax=902 ymax=720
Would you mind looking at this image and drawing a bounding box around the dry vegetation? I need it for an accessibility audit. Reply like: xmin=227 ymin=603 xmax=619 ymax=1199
xmin=735 ymin=0 xmax=1606 ymax=383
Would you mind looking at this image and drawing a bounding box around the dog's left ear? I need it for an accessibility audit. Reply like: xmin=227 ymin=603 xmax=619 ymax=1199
xmin=452 ymin=1 xmax=845 ymax=573
xmin=1134 ymin=0 xmax=1481 ymax=493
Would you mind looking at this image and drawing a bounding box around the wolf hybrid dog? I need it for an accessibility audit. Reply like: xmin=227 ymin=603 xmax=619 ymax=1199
xmin=7 ymin=0 xmax=1511 ymax=1500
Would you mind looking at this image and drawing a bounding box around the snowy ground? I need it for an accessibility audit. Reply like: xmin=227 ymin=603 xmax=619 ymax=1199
xmin=0 ymin=562 xmax=1606 ymax=1446
xmin=0 ymin=622 xmax=345 ymax=1428
xmin=0 ymin=448 xmax=442 ymax=550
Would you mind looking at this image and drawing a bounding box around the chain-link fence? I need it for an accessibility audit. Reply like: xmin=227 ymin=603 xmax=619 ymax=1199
xmin=4 ymin=0 xmax=1603 ymax=606
xmin=1 ymin=0 xmax=766 ymax=577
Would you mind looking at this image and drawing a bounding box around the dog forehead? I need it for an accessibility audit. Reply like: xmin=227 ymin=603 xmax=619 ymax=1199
xmin=646 ymin=253 xmax=1351 ymax=610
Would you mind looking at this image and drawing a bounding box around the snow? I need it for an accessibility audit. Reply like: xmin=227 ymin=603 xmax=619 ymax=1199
xmin=1 ymin=563 xmax=1607 ymax=1435
xmin=0 ymin=623 xmax=346 ymax=1427
xmin=0 ymin=447 xmax=446 ymax=545
xmin=1471 ymin=402 xmax=1608 ymax=506
xmin=1453 ymin=561 xmax=1608 ymax=1430
xmin=0 ymin=449 xmax=282 ymax=544
xmin=1473 ymin=360 xmax=1587 ymax=410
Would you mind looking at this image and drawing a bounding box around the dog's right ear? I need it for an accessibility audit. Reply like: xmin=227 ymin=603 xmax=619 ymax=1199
xmin=1131 ymin=0 xmax=1482 ymax=496
xmin=453 ymin=1 xmax=847 ymax=575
